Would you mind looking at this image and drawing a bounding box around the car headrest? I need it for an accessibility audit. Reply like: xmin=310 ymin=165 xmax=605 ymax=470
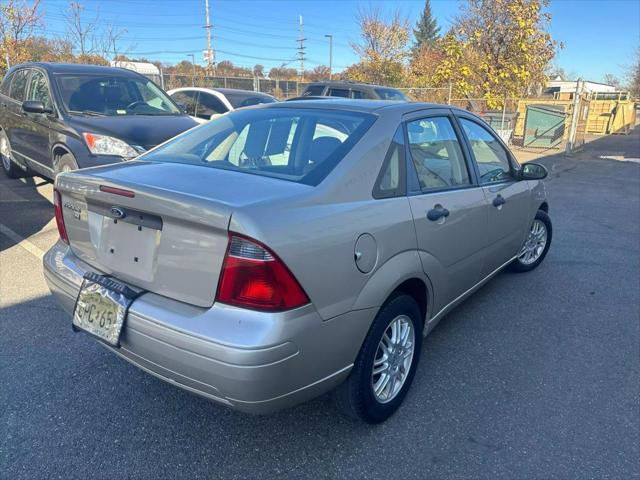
xmin=309 ymin=136 xmax=342 ymax=166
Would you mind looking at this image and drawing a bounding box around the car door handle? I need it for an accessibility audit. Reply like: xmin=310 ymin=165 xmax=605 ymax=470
xmin=492 ymin=194 xmax=506 ymax=207
xmin=427 ymin=205 xmax=450 ymax=221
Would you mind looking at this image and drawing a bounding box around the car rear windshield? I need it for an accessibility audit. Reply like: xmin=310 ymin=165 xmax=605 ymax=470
xmin=141 ymin=107 xmax=375 ymax=185
xmin=55 ymin=74 xmax=181 ymax=116
xmin=374 ymin=88 xmax=408 ymax=101
xmin=222 ymin=91 xmax=277 ymax=109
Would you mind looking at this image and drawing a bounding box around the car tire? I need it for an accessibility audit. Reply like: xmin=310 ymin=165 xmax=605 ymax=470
xmin=508 ymin=209 xmax=552 ymax=273
xmin=0 ymin=130 xmax=26 ymax=178
xmin=54 ymin=152 xmax=79 ymax=177
xmin=334 ymin=293 xmax=423 ymax=424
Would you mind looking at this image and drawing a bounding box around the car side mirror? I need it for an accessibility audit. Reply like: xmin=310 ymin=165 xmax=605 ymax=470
xmin=22 ymin=100 xmax=53 ymax=115
xmin=521 ymin=162 xmax=548 ymax=180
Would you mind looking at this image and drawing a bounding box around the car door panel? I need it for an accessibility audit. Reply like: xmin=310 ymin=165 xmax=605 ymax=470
xmin=21 ymin=69 xmax=55 ymax=170
xmin=5 ymin=69 xmax=31 ymax=162
xmin=456 ymin=115 xmax=532 ymax=276
xmin=410 ymin=188 xmax=488 ymax=313
xmin=404 ymin=110 xmax=489 ymax=314
xmin=481 ymin=181 xmax=531 ymax=273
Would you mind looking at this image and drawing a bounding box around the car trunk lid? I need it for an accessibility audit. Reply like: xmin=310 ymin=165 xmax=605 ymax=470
xmin=55 ymin=161 xmax=310 ymax=307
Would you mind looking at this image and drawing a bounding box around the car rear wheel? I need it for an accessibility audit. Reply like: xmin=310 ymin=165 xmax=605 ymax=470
xmin=1 ymin=131 xmax=26 ymax=178
xmin=334 ymin=293 xmax=422 ymax=423
xmin=509 ymin=209 xmax=552 ymax=272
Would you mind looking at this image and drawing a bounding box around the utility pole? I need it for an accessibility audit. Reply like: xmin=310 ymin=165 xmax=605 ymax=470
xmin=297 ymin=15 xmax=306 ymax=81
xmin=324 ymin=34 xmax=333 ymax=80
xmin=188 ymin=53 xmax=196 ymax=87
xmin=204 ymin=0 xmax=215 ymax=74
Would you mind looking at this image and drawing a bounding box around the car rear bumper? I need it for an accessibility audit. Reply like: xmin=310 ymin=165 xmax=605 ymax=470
xmin=43 ymin=240 xmax=374 ymax=414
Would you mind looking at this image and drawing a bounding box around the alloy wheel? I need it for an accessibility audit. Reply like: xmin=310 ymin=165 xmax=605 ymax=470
xmin=371 ymin=314 xmax=415 ymax=403
xmin=518 ymin=219 xmax=547 ymax=265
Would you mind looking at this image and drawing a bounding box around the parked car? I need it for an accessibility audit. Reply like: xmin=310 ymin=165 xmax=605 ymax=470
xmin=44 ymin=99 xmax=552 ymax=423
xmin=167 ymin=87 xmax=277 ymax=123
xmin=301 ymin=81 xmax=409 ymax=101
xmin=0 ymin=63 xmax=197 ymax=180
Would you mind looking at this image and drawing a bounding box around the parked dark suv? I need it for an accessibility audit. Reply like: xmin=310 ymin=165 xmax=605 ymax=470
xmin=0 ymin=63 xmax=197 ymax=180
xmin=301 ymin=81 xmax=408 ymax=101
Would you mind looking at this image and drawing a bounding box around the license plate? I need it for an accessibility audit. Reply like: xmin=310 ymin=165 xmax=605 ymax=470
xmin=73 ymin=273 xmax=141 ymax=347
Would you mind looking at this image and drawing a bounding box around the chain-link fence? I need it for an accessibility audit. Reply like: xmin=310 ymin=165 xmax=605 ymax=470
xmin=160 ymin=73 xmax=311 ymax=99
xmin=156 ymin=74 xmax=588 ymax=151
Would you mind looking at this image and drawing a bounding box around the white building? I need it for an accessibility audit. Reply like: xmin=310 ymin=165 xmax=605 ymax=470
xmin=110 ymin=61 xmax=163 ymax=87
xmin=546 ymin=78 xmax=617 ymax=95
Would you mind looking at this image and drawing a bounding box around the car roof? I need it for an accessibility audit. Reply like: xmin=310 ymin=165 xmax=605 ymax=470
xmin=168 ymin=87 xmax=275 ymax=98
xmin=213 ymin=88 xmax=274 ymax=97
xmin=14 ymin=62 xmax=142 ymax=77
xmin=261 ymin=98 xmax=459 ymax=114
xmin=304 ymin=81 xmax=396 ymax=90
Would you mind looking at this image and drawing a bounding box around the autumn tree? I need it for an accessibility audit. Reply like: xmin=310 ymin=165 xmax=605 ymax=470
xmin=346 ymin=7 xmax=410 ymax=86
xmin=0 ymin=0 xmax=42 ymax=68
xmin=432 ymin=0 xmax=558 ymax=107
xmin=268 ymin=64 xmax=298 ymax=80
xmin=413 ymin=0 xmax=440 ymax=52
xmin=305 ymin=65 xmax=331 ymax=82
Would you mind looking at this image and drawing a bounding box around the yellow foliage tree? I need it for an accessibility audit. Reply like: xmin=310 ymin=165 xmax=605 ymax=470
xmin=432 ymin=0 xmax=558 ymax=108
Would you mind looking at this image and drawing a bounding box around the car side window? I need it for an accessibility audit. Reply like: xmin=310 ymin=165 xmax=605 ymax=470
xmin=373 ymin=126 xmax=405 ymax=199
xmin=9 ymin=69 xmax=29 ymax=102
xmin=351 ymin=90 xmax=367 ymax=99
xmin=328 ymin=88 xmax=350 ymax=98
xmin=406 ymin=116 xmax=471 ymax=191
xmin=0 ymin=72 xmax=14 ymax=96
xmin=170 ymin=91 xmax=197 ymax=116
xmin=303 ymin=85 xmax=324 ymax=96
xmin=459 ymin=118 xmax=513 ymax=184
xmin=26 ymin=70 xmax=52 ymax=109
xmin=196 ymin=92 xmax=228 ymax=119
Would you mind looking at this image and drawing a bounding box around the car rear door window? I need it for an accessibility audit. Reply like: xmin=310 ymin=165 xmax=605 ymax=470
xmin=351 ymin=90 xmax=368 ymax=99
xmin=9 ymin=69 xmax=29 ymax=102
xmin=406 ymin=116 xmax=471 ymax=191
xmin=26 ymin=70 xmax=52 ymax=109
xmin=328 ymin=88 xmax=350 ymax=98
xmin=196 ymin=92 xmax=228 ymax=119
xmin=459 ymin=118 xmax=513 ymax=184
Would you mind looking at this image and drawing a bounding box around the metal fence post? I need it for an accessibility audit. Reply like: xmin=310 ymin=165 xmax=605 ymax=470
xmin=447 ymin=81 xmax=452 ymax=105
xmin=565 ymin=79 xmax=583 ymax=155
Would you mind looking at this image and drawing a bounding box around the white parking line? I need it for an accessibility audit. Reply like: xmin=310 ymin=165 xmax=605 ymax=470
xmin=0 ymin=223 xmax=45 ymax=260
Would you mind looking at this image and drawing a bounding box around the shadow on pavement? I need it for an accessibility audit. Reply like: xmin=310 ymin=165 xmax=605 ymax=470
xmin=0 ymin=174 xmax=54 ymax=253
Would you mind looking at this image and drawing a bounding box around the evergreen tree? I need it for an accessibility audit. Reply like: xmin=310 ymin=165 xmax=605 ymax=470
xmin=413 ymin=0 xmax=440 ymax=51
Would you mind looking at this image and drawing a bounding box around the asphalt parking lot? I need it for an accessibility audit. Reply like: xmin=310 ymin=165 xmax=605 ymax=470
xmin=1 ymin=132 xmax=639 ymax=479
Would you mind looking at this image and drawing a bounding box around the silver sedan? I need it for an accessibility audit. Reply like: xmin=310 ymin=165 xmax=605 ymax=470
xmin=44 ymin=99 xmax=552 ymax=423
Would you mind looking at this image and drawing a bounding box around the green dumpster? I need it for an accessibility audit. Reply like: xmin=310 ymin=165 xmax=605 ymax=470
xmin=523 ymin=104 xmax=567 ymax=148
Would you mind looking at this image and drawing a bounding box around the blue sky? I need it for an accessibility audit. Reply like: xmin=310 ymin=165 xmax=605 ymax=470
xmin=42 ymin=0 xmax=639 ymax=82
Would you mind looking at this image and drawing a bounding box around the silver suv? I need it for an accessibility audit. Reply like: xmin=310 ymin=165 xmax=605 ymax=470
xmin=44 ymin=99 xmax=551 ymax=423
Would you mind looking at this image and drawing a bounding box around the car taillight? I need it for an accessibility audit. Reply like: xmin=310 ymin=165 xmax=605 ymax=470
xmin=53 ymin=189 xmax=69 ymax=244
xmin=217 ymin=234 xmax=309 ymax=312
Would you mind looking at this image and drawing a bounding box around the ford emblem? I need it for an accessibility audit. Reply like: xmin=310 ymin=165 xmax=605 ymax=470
xmin=110 ymin=207 xmax=126 ymax=219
